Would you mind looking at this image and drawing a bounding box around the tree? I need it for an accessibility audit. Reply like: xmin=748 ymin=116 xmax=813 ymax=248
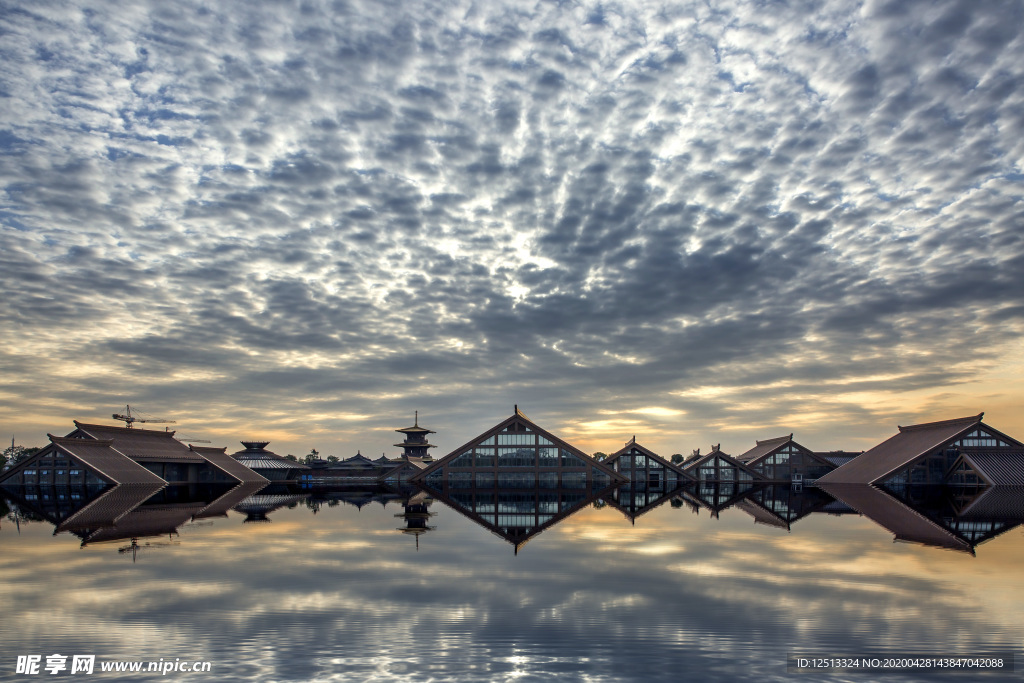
xmin=592 ymin=451 xmax=608 ymax=461
xmin=326 ymin=455 xmax=339 ymax=463
xmin=2 ymin=444 xmax=40 ymax=470
xmin=671 ymin=454 xmax=684 ymax=464
xmin=285 ymin=454 xmax=298 ymax=462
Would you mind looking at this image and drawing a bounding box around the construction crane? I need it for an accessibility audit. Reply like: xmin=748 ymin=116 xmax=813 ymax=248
xmin=111 ymin=405 xmax=176 ymax=429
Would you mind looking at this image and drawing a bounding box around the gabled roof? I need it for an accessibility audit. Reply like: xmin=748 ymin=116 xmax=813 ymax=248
xmin=411 ymin=408 xmax=625 ymax=483
xmin=683 ymin=447 xmax=765 ymax=480
xmin=816 ymin=414 xmax=986 ymax=485
xmin=736 ymin=435 xmax=792 ymax=464
xmin=961 ymin=451 xmax=1024 ymax=487
xmin=604 ymin=437 xmax=695 ymax=482
xmin=190 ymin=445 xmax=268 ymax=484
xmin=70 ymin=421 xmax=203 ymax=463
xmin=49 ymin=436 xmax=168 ymax=485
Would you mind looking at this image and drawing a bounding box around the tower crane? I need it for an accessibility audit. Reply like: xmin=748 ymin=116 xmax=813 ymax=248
xmin=111 ymin=405 xmax=176 ymax=429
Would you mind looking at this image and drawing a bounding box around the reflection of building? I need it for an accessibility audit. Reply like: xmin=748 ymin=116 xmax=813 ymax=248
xmin=395 ymin=491 xmax=435 ymax=549
xmin=230 ymin=441 xmax=309 ymax=481
xmin=601 ymin=438 xmax=693 ymax=523
xmin=735 ymin=435 xmax=837 ymax=483
xmin=412 ymin=406 xmax=625 ymax=552
xmin=733 ymin=483 xmax=835 ymax=531
xmin=816 ymin=483 xmax=1024 ymax=555
xmin=816 ymin=413 xmax=1024 ymax=487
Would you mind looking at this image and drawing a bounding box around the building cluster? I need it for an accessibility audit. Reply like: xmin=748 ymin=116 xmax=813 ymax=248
xmin=2 ymin=407 xmax=1022 ymax=557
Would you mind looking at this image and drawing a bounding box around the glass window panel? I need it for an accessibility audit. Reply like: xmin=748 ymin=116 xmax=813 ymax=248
xmin=560 ymin=450 xmax=586 ymax=468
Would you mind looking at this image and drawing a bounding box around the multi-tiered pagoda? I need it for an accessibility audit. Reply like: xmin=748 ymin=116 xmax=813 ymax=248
xmin=394 ymin=411 xmax=436 ymax=462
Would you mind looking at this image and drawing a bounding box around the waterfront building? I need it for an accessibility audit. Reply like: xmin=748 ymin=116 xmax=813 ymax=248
xmin=683 ymin=445 xmax=763 ymax=483
xmin=411 ymin=406 xmax=626 ymax=551
xmin=601 ymin=438 xmax=693 ymax=523
xmin=0 ymin=422 xmax=266 ymax=488
xmin=735 ymin=435 xmax=837 ymax=483
xmin=0 ymin=435 xmax=167 ymax=488
xmin=604 ymin=437 xmax=694 ymax=487
xmin=230 ymin=441 xmax=309 ymax=481
xmin=413 ymin=406 xmax=626 ymax=491
xmin=815 ymin=413 xmax=1024 ymax=487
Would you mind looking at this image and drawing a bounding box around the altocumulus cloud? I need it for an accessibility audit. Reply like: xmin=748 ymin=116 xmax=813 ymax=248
xmin=1 ymin=0 xmax=1023 ymax=455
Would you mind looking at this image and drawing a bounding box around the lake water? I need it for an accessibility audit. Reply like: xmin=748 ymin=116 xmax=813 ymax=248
xmin=1 ymin=482 xmax=1021 ymax=682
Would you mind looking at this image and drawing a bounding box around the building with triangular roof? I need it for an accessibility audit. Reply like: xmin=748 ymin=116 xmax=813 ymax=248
xmin=683 ymin=445 xmax=764 ymax=483
xmin=604 ymin=437 xmax=694 ymax=487
xmin=735 ymin=434 xmax=837 ymax=483
xmin=600 ymin=438 xmax=693 ymax=523
xmin=411 ymin=406 xmax=626 ymax=552
xmin=816 ymin=413 xmax=1024 ymax=487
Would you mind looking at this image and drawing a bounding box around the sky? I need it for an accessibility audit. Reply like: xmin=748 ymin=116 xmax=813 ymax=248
xmin=2 ymin=0 xmax=1023 ymax=460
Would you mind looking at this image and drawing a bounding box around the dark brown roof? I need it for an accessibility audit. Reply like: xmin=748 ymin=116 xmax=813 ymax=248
xmin=51 ymin=436 xmax=167 ymax=485
xmin=682 ymin=449 xmax=765 ymax=480
xmin=816 ymin=483 xmax=973 ymax=553
xmin=190 ymin=445 xmax=268 ymax=483
xmin=962 ymin=451 xmax=1024 ymax=486
xmin=816 ymin=414 xmax=984 ymax=485
xmin=815 ymin=451 xmax=863 ymax=467
xmin=735 ymin=435 xmax=792 ymax=464
xmin=604 ymin=438 xmax=695 ymax=481
xmin=71 ymin=421 xmax=203 ymax=463
xmin=412 ymin=409 xmax=626 ymax=484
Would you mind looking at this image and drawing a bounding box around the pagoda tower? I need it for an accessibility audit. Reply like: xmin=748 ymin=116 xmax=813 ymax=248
xmin=394 ymin=411 xmax=436 ymax=462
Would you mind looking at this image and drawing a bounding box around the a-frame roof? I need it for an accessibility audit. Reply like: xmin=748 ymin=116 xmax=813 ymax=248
xmin=69 ymin=421 xmax=203 ymax=463
xmin=736 ymin=434 xmax=836 ymax=470
xmin=683 ymin=447 xmax=765 ymax=481
xmin=190 ymin=445 xmax=268 ymax=484
xmin=49 ymin=436 xmax=167 ymax=485
xmin=816 ymin=413 xmax=997 ymax=485
xmin=412 ymin=408 xmax=625 ymax=483
xmin=605 ymin=437 xmax=695 ymax=481
xmin=735 ymin=435 xmax=792 ymax=464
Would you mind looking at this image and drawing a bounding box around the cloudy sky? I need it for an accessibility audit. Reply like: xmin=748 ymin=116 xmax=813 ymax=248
xmin=2 ymin=0 xmax=1023 ymax=458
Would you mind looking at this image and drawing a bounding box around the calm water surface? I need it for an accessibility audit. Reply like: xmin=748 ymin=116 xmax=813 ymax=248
xmin=1 ymin=484 xmax=1022 ymax=682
